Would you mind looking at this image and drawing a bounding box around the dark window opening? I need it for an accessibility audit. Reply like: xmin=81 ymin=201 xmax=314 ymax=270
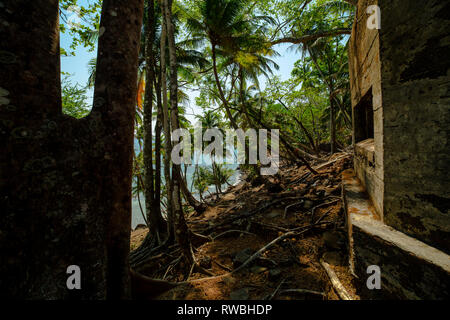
xmin=354 ymin=88 xmax=374 ymax=143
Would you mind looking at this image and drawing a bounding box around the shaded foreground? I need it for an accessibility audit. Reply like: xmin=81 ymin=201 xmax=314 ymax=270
xmin=131 ymin=151 xmax=373 ymax=300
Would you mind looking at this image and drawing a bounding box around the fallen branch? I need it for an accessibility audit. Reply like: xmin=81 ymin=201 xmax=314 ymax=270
xmin=254 ymin=221 xmax=290 ymax=233
xmin=204 ymin=198 xmax=286 ymax=233
xmin=185 ymin=222 xmax=333 ymax=284
xmin=278 ymin=288 xmax=325 ymax=298
xmin=313 ymin=153 xmax=351 ymax=171
xmin=268 ymin=278 xmax=287 ymax=300
xmin=314 ymin=208 xmax=333 ymax=225
xmin=288 ymin=172 xmax=312 ymax=186
xmin=283 ymin=200 xmax=304 ymax=219
xmin=213 ymin=260 xmax=233 ymax=272
xmin=310 ymin=198 xmax=341 ymax=223
xmin=212 ymin=230 xmax=256 ymax=240
xmin=320 ymin=259 xmax=352 ymax=300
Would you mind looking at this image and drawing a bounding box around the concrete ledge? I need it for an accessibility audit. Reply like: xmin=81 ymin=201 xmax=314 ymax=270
xmin=343 ymin=169 xmax=450 ymax=299
xmin=355 ymin=139 xmax=375 ymax=164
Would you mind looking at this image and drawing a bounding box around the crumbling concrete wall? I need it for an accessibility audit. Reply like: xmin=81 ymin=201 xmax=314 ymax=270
xmin=379 ymin=0 xmax=450 ymax=254
xmin=349 ymin=0 xmax=384 ymax=218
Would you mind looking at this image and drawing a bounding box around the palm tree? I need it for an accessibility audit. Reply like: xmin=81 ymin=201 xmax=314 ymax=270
xmin=301 ymin=36 xmax=351 ymax=154
xmin=194 ymin=110 xmax=225 ymax=197
xmin=184 ymin=0 xmax=268 ymax=129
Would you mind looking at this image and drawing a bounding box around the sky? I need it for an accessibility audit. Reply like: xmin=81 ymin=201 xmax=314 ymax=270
xmin=60 ymin=17 xmax=302 ymax=123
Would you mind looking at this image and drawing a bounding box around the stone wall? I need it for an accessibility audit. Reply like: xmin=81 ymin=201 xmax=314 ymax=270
xmin=349 ymin=0 xmax=384 ymax=218
xmin=379 ymin=0 xmax=450 ymax=254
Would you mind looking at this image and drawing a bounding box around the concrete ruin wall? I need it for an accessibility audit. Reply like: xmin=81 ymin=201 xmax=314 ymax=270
xmin=379 ymin=0 xmax=450 ymax=254
xmin=349 ymin=0 xmax=384 ymax=218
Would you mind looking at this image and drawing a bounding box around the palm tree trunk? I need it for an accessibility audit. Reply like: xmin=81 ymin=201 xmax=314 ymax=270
xmin=143 ymin=0 xmax=160 ymax=237
xmin=212 ymin=44 xmax=238 ymax=130
xmin=164 ymin=0 xmax=194 ymax=266
xmin=154 ymin=72 xmax=163 ymax=229
xmin=180 ymin=176 xmax=207 ymax=213
xmin=159 ymin=1 xmax=175 ymax=241
xmin=238 ymin=67 xmax=261 ymax=180
xmin=238 ymin=106 xmax=318 ymax=174
xmin=307 ymin=47 xmax=337 ymax=154
xmin=330 ymin=95 xmax=336 ymax=154
xmin=277 ymin=99 xmax=318 ymax=154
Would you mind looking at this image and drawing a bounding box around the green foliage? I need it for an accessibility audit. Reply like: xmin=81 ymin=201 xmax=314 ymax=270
xmin=61 ymin=0 xmax=358 ymax=214
xmin=193 ymin=164 xmax=234 ymax=199
xmin=59 ymin=0 xmax=102 ymax=56
xmin=61 ymin=74 xmax=91 ymax=118
xmin=193 ymin=166 xmax=211 ymax=200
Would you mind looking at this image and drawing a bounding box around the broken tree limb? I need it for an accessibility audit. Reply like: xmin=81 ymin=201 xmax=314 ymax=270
xmin=313 ymin=153 xmax=351 ymax=171
xmin=205 ymin=195 xmax=307 ymax=233
xmin=268 ymin=278 xmax=287 ymax=300
xmin=320 ymin=259 xmax=352 ymax=300
xmin=213 ymin=260 xmax=233 ymax=272
xmin=314 ymin=208 xmax=333 ymax=225
xmin=254 ymin=222 xmax=290 ymax=233
xmin=310 ymin=198 xmax=341 ymax=223
xmin=284 ymin=200 xmax=305 ymax=219
xmin=271 ymin=29 xmax=352 ymax=45
xmin=186 ymin=221 xmax=334 ymax=284
xmin=212 ymin=230 xmax=256 ymax=240
xmin=233 ymin=227 xmax=313 ymax=273
xmin=204 ymin=198 xmax=286 ymax=233
xmin=278 ymin=289 xmax=325 ymax=298
xmin=227 ymin=105 xmax=318 ymax=174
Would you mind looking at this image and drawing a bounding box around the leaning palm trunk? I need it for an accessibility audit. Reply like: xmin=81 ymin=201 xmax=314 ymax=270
xmin=212 ymin=44 xmax=239 ymax=130
xmin=238 ymin=67 xmax=261 ymax=181
xmin=179 ymin=174 xmax=207 ymax=213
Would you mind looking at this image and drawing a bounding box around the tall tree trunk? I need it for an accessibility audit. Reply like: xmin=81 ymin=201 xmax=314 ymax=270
xmin=179 ymin=174 xmax=207 ymax=213
xmin=307 ymin=47 xmax=337 ymax=155
xmin=143 ymin=0 xmax=165 ymax=240
xmin=211 ymin=44 xmax=238 ymax=130
xmin=154 ymin=71 xmax=163 ymax=230
xmin=329 ymin=95 xmax=336 ymax=154
xmin=159 ymin=1 xmax=175 ymax=241
xmin=163 ymin=0 xmax=193 ymax=266
xmin=0 ymin=0 xmax=144 ymax=299
xmin=277 ymin=99 xmax=318 ymax=154
xmin=239 ymin=106 xmax=318 ymax=174
xmin=238 ymin=67 xmax=261 ymax=179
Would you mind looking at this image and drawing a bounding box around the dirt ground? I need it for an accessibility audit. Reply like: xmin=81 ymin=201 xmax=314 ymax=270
xmin=130 ymin=152 xmax=368 ymax=300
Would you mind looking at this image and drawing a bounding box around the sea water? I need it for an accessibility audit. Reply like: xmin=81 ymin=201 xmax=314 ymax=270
xmin=132 ymin=143 xmax=241 ymax=228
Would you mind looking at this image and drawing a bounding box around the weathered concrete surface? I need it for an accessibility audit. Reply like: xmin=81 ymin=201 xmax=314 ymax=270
xmin=349 ymin=0 xmax=384 ymax=218
xmin=343 ymin=169 xmax=450 ymax=299
xmin=342 ymin=169 xmax=381 ymax=276
xmin=378 ymin=0 xmax=450 ymax=253
xmin=350 ymin=0 xmax=450 ymax=253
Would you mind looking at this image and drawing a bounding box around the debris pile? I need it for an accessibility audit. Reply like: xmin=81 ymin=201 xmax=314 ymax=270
xmin=131 ymin=151 xmax=367 ymax=300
